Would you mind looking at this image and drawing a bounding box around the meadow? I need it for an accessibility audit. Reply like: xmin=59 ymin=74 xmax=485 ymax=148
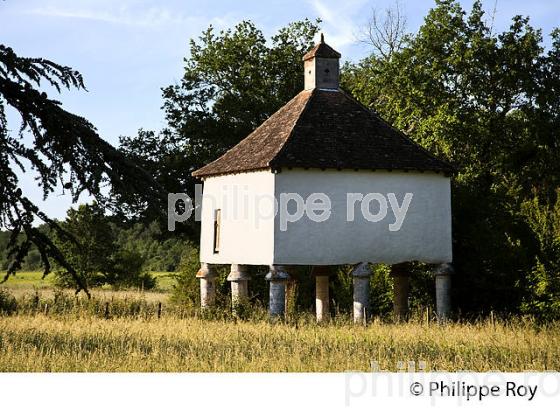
xmin=1 ymin=272 xmax=559 ymax=372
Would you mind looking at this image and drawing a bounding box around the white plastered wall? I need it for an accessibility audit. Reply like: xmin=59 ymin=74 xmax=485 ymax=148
xmin=273 ymin=169 xmax=452 ymax=265
xmin=199 ymin=170 xmax=275 ymax=265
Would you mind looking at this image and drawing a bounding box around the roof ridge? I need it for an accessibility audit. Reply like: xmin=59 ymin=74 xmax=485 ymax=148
xmin=268 ymin=88 xmax=317 ymax=170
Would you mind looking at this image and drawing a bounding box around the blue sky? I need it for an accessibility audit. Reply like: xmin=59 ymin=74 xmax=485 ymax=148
xmin=2 ymin=0 xmax=559 ymax=220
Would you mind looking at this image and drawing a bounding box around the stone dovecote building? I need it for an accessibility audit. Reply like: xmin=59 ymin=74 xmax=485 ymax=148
xmin=192 ymin=35 xmax=455 ymax=321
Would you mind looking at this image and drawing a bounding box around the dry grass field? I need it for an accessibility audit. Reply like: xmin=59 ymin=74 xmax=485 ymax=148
xmin=1 ymin=272 xmax=560 ymax=372
xmin=1 ymin=313 xmax=559 ymax=372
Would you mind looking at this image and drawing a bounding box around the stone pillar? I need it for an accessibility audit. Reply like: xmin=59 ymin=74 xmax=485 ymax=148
xmin=434 ymin=263 xmax=454 ymax=321
xmin=266 ymin=265 xmax=290 ymax=318
xmin=196 ymin=263 xmax=217 ymax=308
xmin=391 ymin=263 xmax=411 ymax=320
xmin=311 ymin=266 xmax=331 ymax=323
xmin=351 ymin=262 xmax=372 ymax=324
xmin=227 ymin=264 xmax=250 ymax=313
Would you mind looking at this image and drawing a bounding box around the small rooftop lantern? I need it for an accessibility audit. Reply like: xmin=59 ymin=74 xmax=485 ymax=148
xmin=192 ymin=35 xmax=454 ymax=322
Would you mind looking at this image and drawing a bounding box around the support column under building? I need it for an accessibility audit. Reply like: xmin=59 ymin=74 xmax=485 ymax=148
xmin=311 ymin=266 xmax=332 ymax=323
xmin=227 ymin=264 xmax=250 ymax=314
xmin=352 ymin=262 xmax=372 ymax=324
xmin=196 ymin=263 xmax=217 ymax=309
xmin=435 ymin=263 xmax=454 ymax=321
xmin=391 ymin=263 xmax=411 ymax=321
xmin=266 ymin=265 xmax=290 ymax=318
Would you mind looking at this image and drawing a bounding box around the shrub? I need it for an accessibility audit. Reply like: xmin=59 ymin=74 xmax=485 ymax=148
xmin=0 ymin=288 xmax=17 ymax=315
xmin=520 ymin=191 xmax=560 ymax=320
xmin=169 ymin=246 xmax=204 ymax=308
xmin=109 ymin=249 xmax=155 ymax=290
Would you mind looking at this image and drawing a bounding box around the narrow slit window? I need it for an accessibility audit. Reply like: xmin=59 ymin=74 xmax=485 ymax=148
xmin=213 ymin=209 xmax=221 ymax=254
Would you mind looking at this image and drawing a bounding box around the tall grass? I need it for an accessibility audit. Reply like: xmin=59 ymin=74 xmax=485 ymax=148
xmin=0 ymin=288 xmax=559 ymax=372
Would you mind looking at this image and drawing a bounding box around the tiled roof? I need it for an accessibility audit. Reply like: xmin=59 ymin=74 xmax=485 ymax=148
xmin=192 ymin=88 xmax=455 ymax=178
xmin=302 ymin=41 xmax=341 ymax=61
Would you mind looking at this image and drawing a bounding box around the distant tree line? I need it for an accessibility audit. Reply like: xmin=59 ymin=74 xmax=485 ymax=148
xmin=0 ymin=204 xmax=188 ymax=284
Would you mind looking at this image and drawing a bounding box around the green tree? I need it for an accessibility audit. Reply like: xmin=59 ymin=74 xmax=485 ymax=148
xmin=520 ymin=191 xmax=560 ymax=319
xmin=114 ymin=221 xmax=187 ymax=272
xmin=54 ymin=203 xmax=154 ymax=289
xmin=0 ymin=45 xmax=165 ymax=295
xmin=54 ymin=203 xmax=115 ymax=287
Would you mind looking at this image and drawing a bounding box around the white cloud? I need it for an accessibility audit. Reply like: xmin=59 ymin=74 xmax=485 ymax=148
xmin=308 ymin=0 xmax=368 ymax=48
xmin=26 ymin=3 xmax=234 ymax=29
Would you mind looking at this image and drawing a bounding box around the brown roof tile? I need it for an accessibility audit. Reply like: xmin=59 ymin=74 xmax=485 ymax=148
xmin=302 ymin=34 xmax=342 ymax=61
xmin=192 ymin=89 xmax=454 ymax=178
xmin=302 ymin=41 xmax=341 ymax=61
